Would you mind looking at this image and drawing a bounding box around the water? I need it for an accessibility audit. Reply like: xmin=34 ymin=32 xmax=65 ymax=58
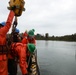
xmin=36 ymin=40 xmax=76 ymax=75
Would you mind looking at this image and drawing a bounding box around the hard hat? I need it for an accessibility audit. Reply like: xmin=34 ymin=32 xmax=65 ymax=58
xmin=15 ymin=28 xmax=20 ymax=33
xmin=28 ymin=29 xmax=35 ymax=37
xmin=27 ymin=43 xmax=36 ymax=53
xmin=0 ymin=21 xmax=6 ymax=26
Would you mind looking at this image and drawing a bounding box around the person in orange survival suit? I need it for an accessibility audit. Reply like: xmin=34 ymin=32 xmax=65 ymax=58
xmin=8 ymin=28 xmax=28 ymax=75
xmin=22 ymin=29 xmax=36 ymax=45
xmin=0 ymin=11 xmax=15 ymax=75
xmin=11 ymin=43 xmax=27 ymax=75
xmin=21 ymin=29 xmax=36 ymax=72
xmin=11 ymin=43 xmax=36 ymax=75
xmin=21 ymin=29 xmax=36 ymax=63
xmin=8 ymin=28 xmax=21 ymax=75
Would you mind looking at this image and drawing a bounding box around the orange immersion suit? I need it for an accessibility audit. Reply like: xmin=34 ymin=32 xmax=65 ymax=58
xmin=22 ymin=37 xmax=36 ymax=45
xmin=21 ymin=35 xmax=36 ymax=72
xmin=11 ymin=43 xmax=28 ymax=75
xmin=22 ymin=32 xmax=28 ymax=38
xmin=21 ymin=36 xmax=36 ymax=56
xmin=0 ymin=11 xmax=14 ymax=75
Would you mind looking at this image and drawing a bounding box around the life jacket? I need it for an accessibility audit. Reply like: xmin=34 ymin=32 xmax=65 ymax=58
xmin=8 ymin=0 xmax=25 ymax=17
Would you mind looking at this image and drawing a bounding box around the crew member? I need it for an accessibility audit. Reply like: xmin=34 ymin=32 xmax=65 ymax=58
xmin=0 ymin=10 xmax=15 ymax=75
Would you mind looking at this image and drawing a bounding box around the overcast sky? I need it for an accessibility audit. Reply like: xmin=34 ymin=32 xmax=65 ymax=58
xmin=0 ymin=0 xmax=76 ymax=36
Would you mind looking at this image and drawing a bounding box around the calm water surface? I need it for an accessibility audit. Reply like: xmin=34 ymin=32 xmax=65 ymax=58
xmin=36 ymin=40 xmax=76 ymax=75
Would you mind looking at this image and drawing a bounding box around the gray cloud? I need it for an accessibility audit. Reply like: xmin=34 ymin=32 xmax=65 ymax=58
xmin=0 ymin=0 xmax=76 ymax=36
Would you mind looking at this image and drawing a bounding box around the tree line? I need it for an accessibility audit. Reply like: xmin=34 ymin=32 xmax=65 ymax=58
xmin=7 ymin=33 xmax=76 ymax=42
xmin=35 ymin=33 xmax=76 ymax=42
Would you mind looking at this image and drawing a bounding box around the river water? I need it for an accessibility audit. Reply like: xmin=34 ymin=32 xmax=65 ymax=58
xmin=36 ymin=40 xmax=76 ymax=75
xmin=17 ymin=40 xmax=76 ymax=75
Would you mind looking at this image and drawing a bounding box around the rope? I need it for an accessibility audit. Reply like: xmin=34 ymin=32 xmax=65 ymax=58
xmin=7 ymin=16 xmax=18 ymax=46
xmin=12 ymin=16 xmax=18 ymax=33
